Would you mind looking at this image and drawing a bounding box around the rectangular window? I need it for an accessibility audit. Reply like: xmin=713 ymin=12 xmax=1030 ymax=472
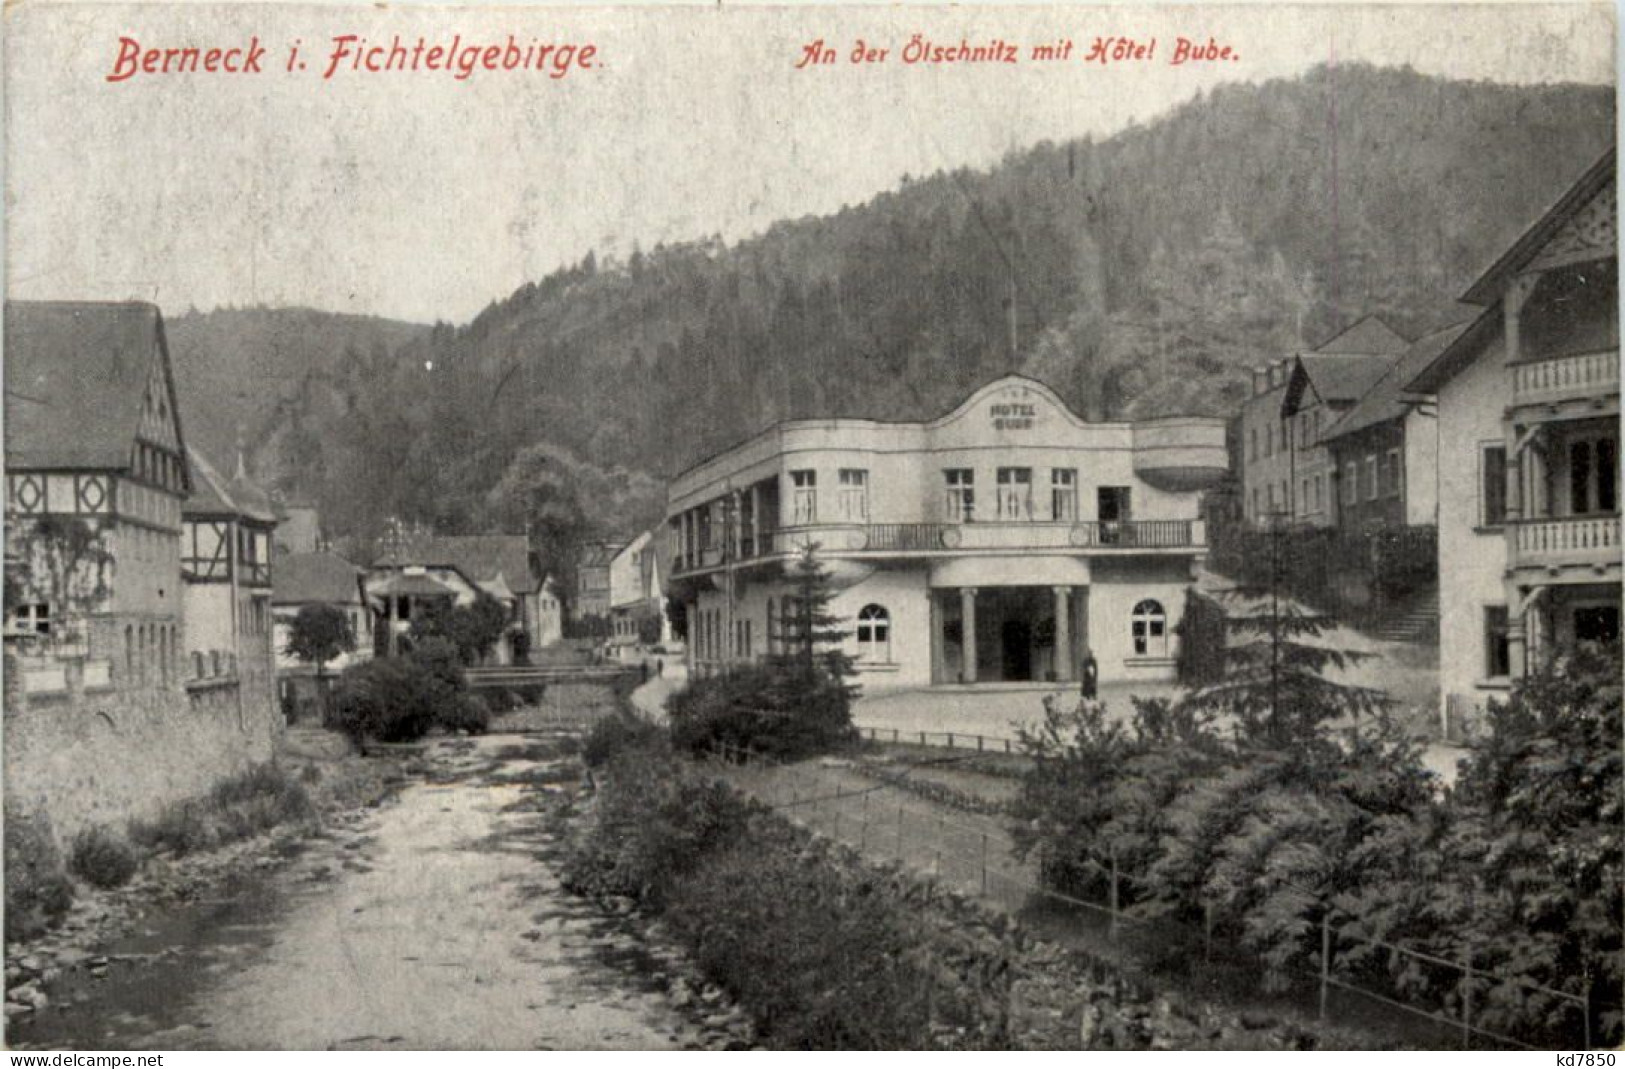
xmin=1250 ymin=488 xmax=1260 ymax=519
xmin=996 ymin=468 xmax=1032 ymax=520
xmin=837 ymin=468 xmax=868 ymax=521
xmin=944 ymin=468 xmax=975 ymax=523
xmin=1265 ymin=425 xmax=1274 ymax=458
xmin=1312 ymin=475 xmax=1323 ymax=512
xmin=1051 ymin=469 xmax=1077 ymax=521
xmin=1386 ymin=449 xmax=1403 ymax=499
xmin=12 ymin=603 xmax=50 ymax=636
xmin=1481 ymin=444 xmax=1507 ymax=527
xmin=1484 ymin=606 xmax=1511 ymax=678
xmin=1343 ymin=461 xmax=1358 ymax=506
xmin=1300 ymin=478 xmax=1311 ymax=515
xmin=1249 ymin=428 xmax=1257 ymax=461
xmin=1364 ymin=456 xmax=1379 ymax=501
xmin=790 ymin=470 xmax=817 ymax=525
xmin=1569 ymin=435 xmax=1620 ymax=516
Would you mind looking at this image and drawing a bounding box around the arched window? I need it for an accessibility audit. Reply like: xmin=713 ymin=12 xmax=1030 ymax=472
xmin=1131 ymin=599 xmax=1167 ymax=657
xmin=856 ymin=604 xmax=891 ymax=663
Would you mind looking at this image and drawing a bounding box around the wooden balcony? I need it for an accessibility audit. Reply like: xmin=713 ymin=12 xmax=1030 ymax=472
xmin=1511 ymin=350 xmax=1619 ymax=410
xmin=1509 ymin=515 xmax=1620 ymax=575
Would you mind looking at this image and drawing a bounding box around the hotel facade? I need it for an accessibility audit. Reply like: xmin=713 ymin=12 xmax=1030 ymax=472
xmin=664 ymin=376 xmax=1227 ymax=688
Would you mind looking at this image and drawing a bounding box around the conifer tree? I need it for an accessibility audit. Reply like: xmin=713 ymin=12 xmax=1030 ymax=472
xmin=771 ymin=543 xmax=857 ymax=700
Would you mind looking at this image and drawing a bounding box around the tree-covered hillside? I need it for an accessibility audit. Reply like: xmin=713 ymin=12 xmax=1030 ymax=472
xmin=179 ymin=63 xmax=1614 ymax=555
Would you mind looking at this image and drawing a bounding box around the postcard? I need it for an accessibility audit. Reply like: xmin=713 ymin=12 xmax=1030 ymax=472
xmin=3 ymin=0 xmax=1618 ymax=1053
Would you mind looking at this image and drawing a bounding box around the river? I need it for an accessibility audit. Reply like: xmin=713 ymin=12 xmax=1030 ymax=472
xmin=8 ymin=732 xmax=744 ymax=1051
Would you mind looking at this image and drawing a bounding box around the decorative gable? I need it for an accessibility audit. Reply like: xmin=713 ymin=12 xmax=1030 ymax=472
xmin=1530 ymin=184 xmax=1617 ymax=274
xmin=135 ymin=353 xmax=181 ymax=451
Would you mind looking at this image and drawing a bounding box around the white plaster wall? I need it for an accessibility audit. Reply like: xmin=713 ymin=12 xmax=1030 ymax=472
xmin=1435 ymin=332 xmax=1509 ymax=711
xmin=183 ymin=582 xmax=235 ymax=656
xmin=1405 ymin=407 xmax=1440 ymax=525
xmin=1087 ymin=564 xmax=1189 ymax=684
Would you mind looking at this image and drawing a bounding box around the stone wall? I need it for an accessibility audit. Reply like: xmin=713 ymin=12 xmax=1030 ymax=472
xmin=3 ymin=652 xmax=282 ymax=849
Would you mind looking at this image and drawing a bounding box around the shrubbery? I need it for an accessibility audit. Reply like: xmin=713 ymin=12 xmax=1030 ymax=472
xmin=564 ymin=731 xmax=941 ymax=1047
xmin=1013 ymin=640 xmax=1623 ymax=1046
xmin=4 ymin=806 xmax=73 ymax=942
xmin=437 ymin=692 xmax=491 ymax=736
xmin=668 ymin=663 xmax=856 ymax=760
xmin=668 ymin=545 xmax=858 ymax=760
xmin=130 ymin=763 xmax=315 ymax=857
xmin=581 ymin=713 xmax=666 ymax=769
xmin=68 ymin=826 xmax=139 ymax=889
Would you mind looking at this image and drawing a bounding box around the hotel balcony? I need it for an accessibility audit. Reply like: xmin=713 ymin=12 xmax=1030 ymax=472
xmin=1508 ymin=514 xmax=1621 ymax=579
xmin=669 ymin=519 xmax=1206 ymax=578
xmin=1510 ymin=350 xmax=1619 ymax=415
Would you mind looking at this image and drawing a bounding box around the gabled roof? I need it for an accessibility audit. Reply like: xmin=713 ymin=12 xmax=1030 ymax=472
xmin=374 ymin=535 xmax=538 ymax=593
xmin=4 ymin=300 xmax=189 ymax=478
xmin=1408 ymin=150 xmax=1616 ymax=394
xmin=1312 ymin=315 xmax=1412 ymax=356
xmin=273 ymin=552 xmax=365 ymax=605
xmin=1321 ymin=320 xmax=1472 ymax=442
xmin=370 ymin=572 xmax=458 ymax=599
xmin=1403 ymin=305 xmax=1503 ymax=395
xmin=577 ymin=541 xmax=625 ymax=569
xmin=1282 ymin=353 xmax=1397 ymax=415
xmin=184 ymin=446 xmax=278 ymax=523
xmin=1462 ymin=150 xmax=1616 ymax=306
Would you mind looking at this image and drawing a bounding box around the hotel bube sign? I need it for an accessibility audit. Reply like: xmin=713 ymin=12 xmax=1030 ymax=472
xmin=665 ymin=376 xmax=1227 ymax=688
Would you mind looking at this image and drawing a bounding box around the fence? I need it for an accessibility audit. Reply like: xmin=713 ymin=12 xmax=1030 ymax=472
xmin=703 ymin=741 xmax=1593 ymax=1050
xmin=855 ymin=725 xmax=1023 ymax=753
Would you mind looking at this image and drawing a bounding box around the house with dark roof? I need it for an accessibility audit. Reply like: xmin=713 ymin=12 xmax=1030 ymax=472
xmin=574 ymin=540 xmax=624 ymax=625
xmin=4 ymin=301 xmax=192 ymax=693
xmin=1405 ymin=150 xmax=1619 ymax=728
xmin=370 ymin=534 xmax=556 ymax=661
xmin=607 ymin=529 xmax=672 ymax=649
xmin=4 ymin=300 xmax=283 ymax=846
xmin=271 ymin=551 xmax=373 ymax=712
xmin=1318 ymin=321 xmax=1468 ymax=531
xmin=1240 ymin=316 xmax=1409 ymax=527
xmin=182 ymin=447 xmax=279 ymax=707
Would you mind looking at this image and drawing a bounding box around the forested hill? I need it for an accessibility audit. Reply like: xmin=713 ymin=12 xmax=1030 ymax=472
xmin=198 ymin=62 xmax=1612 ymax=549
xmin=166 ymin=306 xmax=428 ymax=473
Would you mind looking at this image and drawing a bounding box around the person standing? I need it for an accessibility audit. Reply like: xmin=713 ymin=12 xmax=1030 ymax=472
xmin=1080 ymin=649 xmax=1099 ymax=701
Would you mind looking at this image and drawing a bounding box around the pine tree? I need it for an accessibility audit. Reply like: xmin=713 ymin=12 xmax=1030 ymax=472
xmin=771 ymin=544 xmax=857 ymax=699
xmin=1183 ymin=521 xmax=1390 ymax=761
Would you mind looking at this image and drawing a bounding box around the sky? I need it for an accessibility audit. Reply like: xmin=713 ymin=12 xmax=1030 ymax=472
xmin=4 ymin=1 xmax=1616 ymax=324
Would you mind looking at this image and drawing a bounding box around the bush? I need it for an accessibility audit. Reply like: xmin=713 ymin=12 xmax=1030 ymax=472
xmin=68 ymin=826 xmax=138 ymax=889
xmin=330 ymin=656 xmax=443 ymax=745
xmin=130 ymin=764 xmax=316 ymax=857
xmin=581 ymin=714 xmax=666 ymax=769
xmin=668 ymin=663 xmax=856 ymax=760
xmin=4 ymin=806 xmax=73 ymax=941
xmin=564 ymin=743 xmax=946 ymax=1047
xmin=437 ymin=692 xmax=491 ymax=735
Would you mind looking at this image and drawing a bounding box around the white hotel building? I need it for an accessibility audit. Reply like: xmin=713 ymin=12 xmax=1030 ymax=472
xmin=664 ymin=376 xmax=1227 ymax=688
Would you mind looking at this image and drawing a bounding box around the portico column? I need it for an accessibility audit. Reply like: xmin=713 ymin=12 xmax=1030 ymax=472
xmin=929 ymin=592 xmax=946 ymax=685
xmin=1052 ymin=586 xmax=1072 ymax=682
xmin=959 ymin=587 xmax=978 ymax=684
xmin=1508 ymin=616 xmax=1528 ymax=679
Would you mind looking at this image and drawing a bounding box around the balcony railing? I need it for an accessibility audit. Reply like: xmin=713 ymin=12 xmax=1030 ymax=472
xmin=672 ymin=520 xmax=1205 ymax=573
xmin=1511 ymin=350 xmax=1619 ymax=407
xmin=1510 ymin=515 xmax=1620 ymax=569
